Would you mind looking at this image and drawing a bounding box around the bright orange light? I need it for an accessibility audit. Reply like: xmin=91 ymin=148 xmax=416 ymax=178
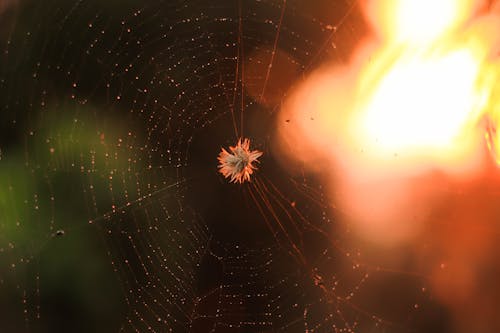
xmin=480 ymin=60 xmax=500 ymax=164
xmin=351 ymin=0 xmax=499 ymax=168
xmin=277 ymin=0 xmax=500 ymax=246
xmin=394 ymin=0 xmax=459 ymax=43
xmin=365 ymin=0 xmax=483 ymax=44
xmin=277 ymin=1 xmax=500 ymax=328
xmin=358 ymin=49 xmax=483 ymax=155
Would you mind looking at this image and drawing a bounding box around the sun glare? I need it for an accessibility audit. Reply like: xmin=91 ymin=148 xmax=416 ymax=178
xmin=359 ymin=49 xmax=482 ymax=154
xmin=394 ymin=0 xmax=460 ymax=43
xmin=278 ymin=0 xmax=500 ymax=246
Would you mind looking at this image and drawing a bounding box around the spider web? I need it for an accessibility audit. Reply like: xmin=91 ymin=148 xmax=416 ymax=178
xmin=0 ymin=0 xmax=450 ymax=332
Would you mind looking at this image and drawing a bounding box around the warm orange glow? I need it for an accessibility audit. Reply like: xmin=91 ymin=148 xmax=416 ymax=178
xmin=359 ymin=48 xmax=481 ymax=153
xmin=394 ymin=0 xmax=462 ymax=43
xmin=353 ymin=0 xmax=498 ymax=167
xmin=365 ymin=0 xmax=485 ymax=43
xmin=277 ymin=0 xmax=500 ymax=245
xmin=276 ymin=1 xmax=500 ymax=329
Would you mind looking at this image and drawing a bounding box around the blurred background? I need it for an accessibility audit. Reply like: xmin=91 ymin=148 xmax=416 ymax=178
xmin=1 ymin=0 xmax=499 ymax=332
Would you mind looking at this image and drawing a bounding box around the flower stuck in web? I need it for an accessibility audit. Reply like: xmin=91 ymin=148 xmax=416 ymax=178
xmin=218 ymin=138 xmax=263 ymax=184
